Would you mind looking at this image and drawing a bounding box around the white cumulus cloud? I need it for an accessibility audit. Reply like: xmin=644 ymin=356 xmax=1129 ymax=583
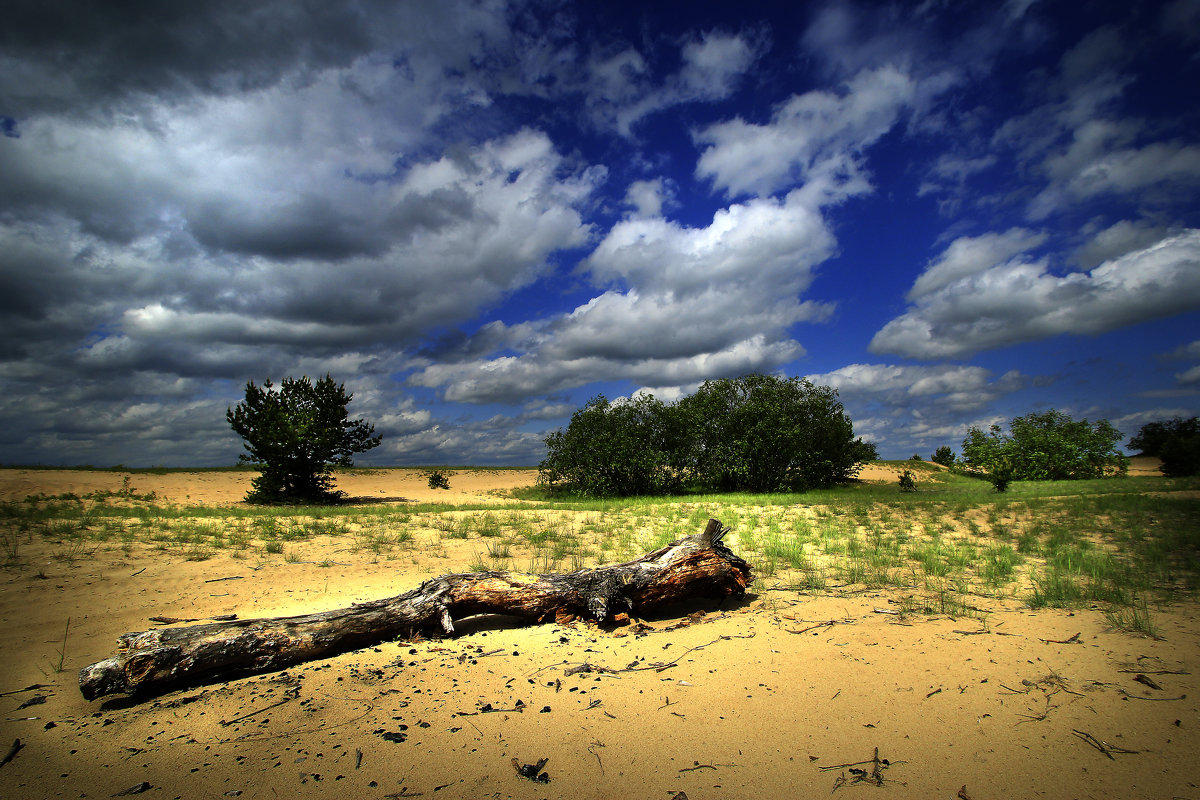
xmin=871 ymin=229 xmax=1200 ymax=359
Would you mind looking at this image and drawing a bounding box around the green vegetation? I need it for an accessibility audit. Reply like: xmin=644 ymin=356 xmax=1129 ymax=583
xmin=1130 ymin=416 xmax=1200 ymax=477
xmin=425 ymin=469 xmax=453 ymax=490
xmin=2 ymin=464 xmax=1196 ymax=637
xmin=540 ymin=373 xmax=877 ymax=497
xmin=226 ymin=374 xmax=382 ymax=503
xmin=931 ymin=446 xmax=955 ymax=467
xmin=961 ymin=409 xmax=1128 ymax=486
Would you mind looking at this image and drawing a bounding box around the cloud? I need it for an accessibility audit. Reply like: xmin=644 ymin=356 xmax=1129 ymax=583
xmin=695 ymin=65 xmax=923 ymax=199
xmin=584 ymin=30 xmax=762 ymax=136
xmin=1073 ymin=219 xmax=1171 ymax=269
xmin=410 ymin=190 xmax=838 ymax=403
xmin=1 ymin=125 xmax=600 ymax=362
xmin=623 ymin=178 xmax=671 ymax=218
xmin=807 ymin=363 xmax=1027 ymax=413
xmin=803 ymin=362 xmax=1028 ymax=456
xmin=1176 ymin=366 xmax=1200 ymax=385
xmin=908 ymin=227 xmax=1047 ymax=299
xmin=1030 ymin=127 xmax=1200 ymax=220
xmin=871 ymin=229 xmax=1200 ymax=359
xmin=0 ymin=0 xmax=515 ymax=118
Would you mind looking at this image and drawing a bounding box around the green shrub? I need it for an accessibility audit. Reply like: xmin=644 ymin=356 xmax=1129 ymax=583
xmin=931 ymin=446 xmax=955 ymax=467
xmin=898 ymin=470 xmax=918 ymax=492
xmin=538 ymin=374 xmax=876 ymax=497
xmin=675 ymin=374 xmax=876 ymax=493
xmin=425 ymin=469 xmax=452 ymax=490
xmin=1159 ymin=434 xmax=1200 ymax=477
xmin=1129 ymin=416 xmax=1198 ymax=457
xmin=538 ymin=394 xmax=686 ymax=497
xmin=961 ymin=409 xmax=1127 ymax=484
xmin=227 ymin=375 xmax=381 ymax=503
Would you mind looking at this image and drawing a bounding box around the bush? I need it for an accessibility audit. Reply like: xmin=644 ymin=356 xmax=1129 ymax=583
xmin=898 ymin=470 xmax=918 ymax=492
xmin=931 ymin=446 xmax=955 ymax=467
xmin=539 ymin=374 xmax=877 ymax=497
xmin=1129 ymin=417 xmax=1200 ymax=476
xmin=1159 ymin=434 xmax=1200 ymax=477
xmin=1129 ymin=416 xmax=1199 ymax=457
xmin=681 ymin=374 xmax=876 ymax=493
xmin=538 ymin=394 xmax=686 ymax=497
xmin=226 ymin=375 xmax=381 ymax=503
xmin=425 ymin=469 xmax=452 ymax=490
xmin=961 ymin=409 xmax=1127 ymax=484
xmin=909 ymin=453 xmax=923 ymax=461
xmin=987 ymin=457 xmax=1013 ymax=493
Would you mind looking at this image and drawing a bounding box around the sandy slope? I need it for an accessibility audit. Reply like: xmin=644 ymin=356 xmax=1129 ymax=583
xmin=0 ymin=468 xmax=1196 ymax=800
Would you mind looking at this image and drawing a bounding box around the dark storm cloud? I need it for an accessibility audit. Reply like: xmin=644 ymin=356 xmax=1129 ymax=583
xmin=0 ymin=0 xmax=479 ymax=116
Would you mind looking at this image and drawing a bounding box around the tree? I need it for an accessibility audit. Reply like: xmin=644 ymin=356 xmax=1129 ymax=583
xmin=538 ymin=374 xmax=877 ymax=497
xmin=676 ymin=374 xmax=876 ymax=493
xmin=1159 ymin=433 xmax=1200 ymax=477
xmin=227 ymin=375 xmax=381 ymax=503
xmin=931 ymin=446 xmax=956 ymax=467
xmin=538 ymin=394 xmax=686 ymax=497
xmin=960 ymin=409 xmax=1127 ymax=484
xmin=1128 ymin=416 xmax=1199 ymax=456
xmin=1128 ymin=417 xmax=1200 ymax=477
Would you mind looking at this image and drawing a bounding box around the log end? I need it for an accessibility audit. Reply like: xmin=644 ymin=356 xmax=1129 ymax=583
xmin=700 ymin=518 xmax=731 ymax=548
xmin=79 ymin=657 xmax=128 ymax=702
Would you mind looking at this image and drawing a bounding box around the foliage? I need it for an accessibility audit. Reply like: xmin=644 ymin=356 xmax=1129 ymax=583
xmin=961 ymin=409 xmax=1127 ymax=484
xmin=1129 ymin=417 xmax=1200 ymax=477
xmin=987 ymin=456 xmax=1013 ymax=493
xmin=425 ymin=469 xmax=452 ymax=490
xmin=675 ymin=375 xmax=876 ymax=493
xmin=1128 ymin=416 xmax=1199 ymax=457
xmin=909 ymin=453 xmax=923 ymax=461
xmin=898 ymin=470 xmax=917 ymax=492
xmin=1160 ymin=434 xmax=1200 ymax=478
xmin=931 ymin=446 xmax=956 ymax=467
xmin=226 ymin=375 xmax=381 ymax=503
xmin=538 ymin=394 xmax=687 ymax=497
xmin=539 ymin=374 xmax=876 ymax=497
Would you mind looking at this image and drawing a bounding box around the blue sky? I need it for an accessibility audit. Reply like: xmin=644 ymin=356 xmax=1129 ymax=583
xmin=1 ymin=0 xmax=1198 ymax=466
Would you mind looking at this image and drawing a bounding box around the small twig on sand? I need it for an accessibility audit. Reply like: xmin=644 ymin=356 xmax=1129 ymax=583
xmin=1016 ymin=694 xmax=1056 ymax=723
xmin=1072 ymin=729 xmax=1140 ymax=759
xmin=219 ymin=693 xmax=295 ymax=726
xmin=787 ymin=619 xmax=850 ymax=635
xmin=1133 ymin=674 xmax=1162 ymax=691
xmin=1039 ymin=632 xmax=1082 ymax=644
xmin=564 ymin=662 xmax=619 ymax=676
xmin=1118 ymin=689 xmax=1186 ymax=701
xmin=822 ymin=747 xmax=898 ymax=790
xmin=0 ymin=739 xmax=23 ymax=768
xmin=1116 ymin=657 xmax=1189 ymax=675
xmin=588 ymin=740 xmax=606 ymax=774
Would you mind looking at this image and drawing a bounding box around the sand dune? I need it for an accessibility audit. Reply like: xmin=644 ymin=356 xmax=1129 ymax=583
xmin=0 ymin=467 xmax=1195 ymax=799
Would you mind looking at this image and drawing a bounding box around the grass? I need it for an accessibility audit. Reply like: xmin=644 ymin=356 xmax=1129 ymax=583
xmin=2 ymin=467 xmax=1197 ymax=631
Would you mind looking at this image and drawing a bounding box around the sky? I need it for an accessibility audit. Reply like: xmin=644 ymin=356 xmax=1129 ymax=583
xmin=1 ymin=0 xmax=1199 ymax=467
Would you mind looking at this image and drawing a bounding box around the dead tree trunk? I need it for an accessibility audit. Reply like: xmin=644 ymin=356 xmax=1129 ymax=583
xmin=80 ymin=519 xmax=750 ymax=701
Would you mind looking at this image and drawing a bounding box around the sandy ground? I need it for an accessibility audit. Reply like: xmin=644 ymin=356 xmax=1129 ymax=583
xmin=1 ymin=467 xmax=1196 ymax=799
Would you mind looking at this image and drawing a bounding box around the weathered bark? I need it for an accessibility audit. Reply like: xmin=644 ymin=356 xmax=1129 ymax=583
xmin=79 ymin=519 xmax=750 ymax=701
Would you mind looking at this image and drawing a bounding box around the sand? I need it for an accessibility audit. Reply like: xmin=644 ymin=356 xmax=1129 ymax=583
xmin=1 ymin=468 xmax=1196 ymax=799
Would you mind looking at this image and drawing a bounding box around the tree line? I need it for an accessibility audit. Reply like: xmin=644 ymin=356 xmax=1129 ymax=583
xmin=221 ymin=373 xmax=1198 ymax=503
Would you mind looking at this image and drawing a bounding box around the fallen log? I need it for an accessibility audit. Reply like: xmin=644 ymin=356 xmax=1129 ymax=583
xmin=79 ymin=519 xmax=750 ymax=700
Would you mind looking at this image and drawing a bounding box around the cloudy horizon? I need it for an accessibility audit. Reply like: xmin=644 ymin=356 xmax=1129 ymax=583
xmin=2 ymin=0 xmax=1198 ymax=467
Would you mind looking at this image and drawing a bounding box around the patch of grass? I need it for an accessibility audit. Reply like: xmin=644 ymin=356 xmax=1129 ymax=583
xmin=1103 ymin=597 xmax=1159 ymax=638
